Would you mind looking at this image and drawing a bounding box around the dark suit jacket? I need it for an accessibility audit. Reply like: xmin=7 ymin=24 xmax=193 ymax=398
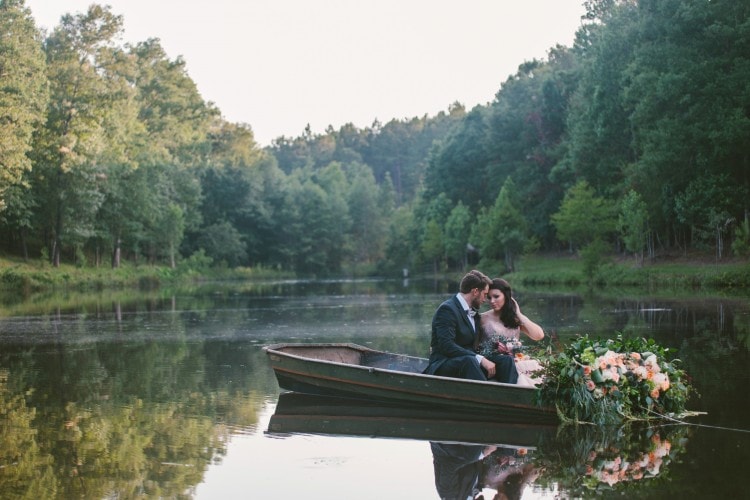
xmin=424 ymin=295 xmax=478 ymax=375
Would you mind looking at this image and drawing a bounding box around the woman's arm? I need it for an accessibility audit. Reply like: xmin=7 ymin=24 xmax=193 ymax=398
xmin=513 ymin=298 xmax=544 ymax=341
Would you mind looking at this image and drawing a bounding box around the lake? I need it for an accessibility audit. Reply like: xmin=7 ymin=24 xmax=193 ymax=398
xmin=0 ymin=278 xmax=748 ymax=499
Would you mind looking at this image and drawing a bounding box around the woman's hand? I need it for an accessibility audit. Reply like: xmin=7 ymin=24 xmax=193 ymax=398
xmin=495 ymin=341 xmax=512 ymax=355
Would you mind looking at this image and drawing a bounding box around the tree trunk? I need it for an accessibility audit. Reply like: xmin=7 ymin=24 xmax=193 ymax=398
xmin=52 ymin=237 xmax=61 ymax=267
xmin=20 ymin=229 xmax=28 ymax=260
xmin=112 ymin=236 xmax=121 ymax=268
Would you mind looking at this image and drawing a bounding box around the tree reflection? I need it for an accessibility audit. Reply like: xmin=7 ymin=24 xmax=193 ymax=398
xmin=0 ymin=340 xmax=269 ymax=498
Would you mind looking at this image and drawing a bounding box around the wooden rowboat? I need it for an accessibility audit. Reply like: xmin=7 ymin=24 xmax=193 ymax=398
xmin=263 ymin=342 xmax=557 ymax=424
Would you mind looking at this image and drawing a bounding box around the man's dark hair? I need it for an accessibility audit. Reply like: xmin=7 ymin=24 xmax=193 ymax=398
xmin=459 ymin=269 xmax=491 ymax=294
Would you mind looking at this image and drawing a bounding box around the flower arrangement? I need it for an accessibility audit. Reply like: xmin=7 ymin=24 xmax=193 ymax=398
xmin=536 ymin=335 xmax=694 ymax=424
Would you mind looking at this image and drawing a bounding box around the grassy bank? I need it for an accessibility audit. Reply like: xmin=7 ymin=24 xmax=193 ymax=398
xmin=2 ymin=252 xmax=749 ymax=298
xmin=0 ymin=255 xmax=292 ymax=296
xmin=507 ymin=253 xmax=750 ymax=290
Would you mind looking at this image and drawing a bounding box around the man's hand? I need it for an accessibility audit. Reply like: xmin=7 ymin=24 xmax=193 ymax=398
xmin=480 ymin=357 xmax=496 ymax=378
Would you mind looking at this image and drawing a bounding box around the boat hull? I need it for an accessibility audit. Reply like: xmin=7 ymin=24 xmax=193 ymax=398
xmin=264 ymin=343 xmax=557 ymax=424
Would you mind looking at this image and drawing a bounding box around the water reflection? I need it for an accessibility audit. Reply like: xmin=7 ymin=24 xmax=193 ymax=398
xmin=427 ymin=424 xmax=689 ymax=499
xmin=0 ymin=338 xmax=273 ymax=497
xmin=268 ymin=391 xmax=691 ymax=499
xmin=0 ymin=280 xmax=747 ymax=498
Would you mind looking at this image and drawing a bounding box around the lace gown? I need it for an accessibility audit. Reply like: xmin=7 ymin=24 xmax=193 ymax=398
xmin=478 ymin=319 xmax=544 ymax=387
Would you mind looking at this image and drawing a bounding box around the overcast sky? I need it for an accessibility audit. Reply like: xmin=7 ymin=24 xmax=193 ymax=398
xmin=25 ymin=1 xmax=585 ymax=146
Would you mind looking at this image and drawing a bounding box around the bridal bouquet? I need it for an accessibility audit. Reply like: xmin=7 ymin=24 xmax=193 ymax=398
xmin=536 ymin=335 xmax=694 ymax=424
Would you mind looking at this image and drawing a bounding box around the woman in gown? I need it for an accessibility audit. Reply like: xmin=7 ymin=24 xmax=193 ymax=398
xmin=478 ymin=278 xmax=545 ymax=387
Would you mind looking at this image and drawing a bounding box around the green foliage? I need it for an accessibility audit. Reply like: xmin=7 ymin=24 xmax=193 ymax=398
xmin=347 ymin=162 xmax=390 ymax=266
xmin=552 ymin=181 xmax=617 ymax=250
xmin=618 ymin=190 xmax=649 ymax=264
xmin=176 ymin=249 xmax=213 ymax=275
xmin=443 ymin=202 xmax=472 ymax=269
xmin=196 ymin=221 xmax=247 ymax=267
xmin=2 ymin=1 xmax=750 ymax=278
xmin=537 ymin=334 xmax=694 ymax=425
xmin=379 ymin=205 xmax=415 ymax=276
xmin=731 ymin=217 xmax=750 ymax=258
xmin=420 ymin=220 xmax=444 ymax=273
xmin=580 ymin=238 xmax=610 ymax=283
xmin=474 ymin=177 xmax=528 ymax=272
xmin=422 ymin=107 xmax=490 ymax=212
xmin=674 ymin=174 xmax=745 ymax=258
xmin=0 ymin=0 xmax=48 ymax=209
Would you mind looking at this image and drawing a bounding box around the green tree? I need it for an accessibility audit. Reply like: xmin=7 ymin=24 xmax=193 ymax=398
xmin=0 ymin=0 xmax=48 ymax=211
xmin=732 ymin=215 xmax=750 ymax=258
xmin=313 ymin=162 xmax=352 ymax=271
xmin=347 ymin=162 xmax=389 ymax=268
xmin=487 ymin=53 xmax=578 ymax=247
xmin=92 ymin=40 xmax=151 ymax=267
xmin=423 ymin=107 xmax=490 ymax=212
xmin=443 ymin=202 xmax=472 ymax=270
xmin=158 ymin=202 xmax=185 ymax=269
xmin=674 ymin=174 xmax=745 ymax=260
xmin=380 ymin=205 xmax=416 ymax=276
xmin=618 ymin=189 xmax=649 ymax=266
xmin=421 ymin=219 xmax=444 ymax=275
xmin=130 ymin=39 xmax=217 ymax=167
xmin=475 ymin=177 xmax=528 ymax=272
xmin=31 ymin=4 xmax=123 ymax=266
xmin=561 ymin=0 xmax=637 ymax=198
xmin=196 ymin=221 xmax=247 ymax=267
xmin=552 ymin=180 xmax=617 ymax=251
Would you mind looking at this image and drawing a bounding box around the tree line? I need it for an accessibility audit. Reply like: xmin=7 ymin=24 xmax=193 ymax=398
xmin=1 ymin=0 xmax=748 ymax=277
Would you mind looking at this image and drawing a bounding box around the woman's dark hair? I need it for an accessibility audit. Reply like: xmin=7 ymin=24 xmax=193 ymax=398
xmin=490 ymin=278 xmax=520 ymax=328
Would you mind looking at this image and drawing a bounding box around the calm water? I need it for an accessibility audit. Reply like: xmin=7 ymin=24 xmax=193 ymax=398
xmin=0 ymin=279 xmax=748 ymax=499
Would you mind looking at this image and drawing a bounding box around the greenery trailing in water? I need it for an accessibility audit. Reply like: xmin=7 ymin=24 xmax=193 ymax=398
xmin=536 ymin=335 xmax=694 ymax=425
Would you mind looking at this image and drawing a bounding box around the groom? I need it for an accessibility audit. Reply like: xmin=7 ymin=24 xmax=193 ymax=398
xmin=424 ymin=269 xmax=518 ymax=383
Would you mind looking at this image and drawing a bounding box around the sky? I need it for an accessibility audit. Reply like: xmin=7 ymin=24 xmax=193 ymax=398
xmin=25 ymin=0 xmax=586 ymax=146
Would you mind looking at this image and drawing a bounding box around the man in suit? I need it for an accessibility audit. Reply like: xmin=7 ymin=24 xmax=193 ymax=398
xmin=424 ymin=270 xmax=518 ymax=383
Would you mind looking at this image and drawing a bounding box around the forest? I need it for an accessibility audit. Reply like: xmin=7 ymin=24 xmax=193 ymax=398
xmin=1 ymin=0 xmax=748 ymax=278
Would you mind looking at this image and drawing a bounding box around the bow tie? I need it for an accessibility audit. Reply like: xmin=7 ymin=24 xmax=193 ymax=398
xmin=467 ymin=309 xmax=477 ymax=318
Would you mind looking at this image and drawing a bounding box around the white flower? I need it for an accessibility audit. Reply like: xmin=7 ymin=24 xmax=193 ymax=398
xmin=644 ymin=354 xmax=661 ymax=373
xmin=652 ymin=372 xmax=670 ymax=391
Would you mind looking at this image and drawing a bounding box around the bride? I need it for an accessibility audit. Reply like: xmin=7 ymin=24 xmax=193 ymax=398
xmin=478 ymin=278 xmax=545 ymax=387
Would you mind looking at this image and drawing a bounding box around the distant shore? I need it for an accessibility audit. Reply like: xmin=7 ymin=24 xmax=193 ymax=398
xmin=1 ymin=253 xmax=748 ymax=297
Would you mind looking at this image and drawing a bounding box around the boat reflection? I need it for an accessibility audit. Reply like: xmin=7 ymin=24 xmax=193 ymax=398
xmin=267 ymin=392 xmax=555 ymax=446
xmin=268 ymin=392 xmax=691 ymax=498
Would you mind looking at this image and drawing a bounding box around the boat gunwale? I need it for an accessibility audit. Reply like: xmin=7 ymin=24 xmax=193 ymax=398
xmin=263 ymin=342 xmax=536 ymax=392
